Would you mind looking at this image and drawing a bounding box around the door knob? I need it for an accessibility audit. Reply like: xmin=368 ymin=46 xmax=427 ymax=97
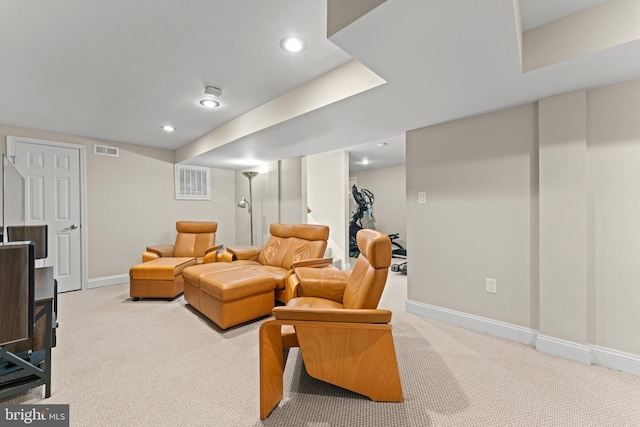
xmin=70 ymin=224 xmax=78 ymax=229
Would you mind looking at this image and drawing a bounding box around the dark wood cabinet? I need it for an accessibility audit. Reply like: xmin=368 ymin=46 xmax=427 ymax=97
xmin=0 ymin=244 xmax=56 ymax=399
xmin=0 ymin=243 xmax=35 ymax=346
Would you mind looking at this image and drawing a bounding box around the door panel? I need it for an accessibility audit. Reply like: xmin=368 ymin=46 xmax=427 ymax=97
xmin=27 ymin=175 xmax=45 ymax=221
xmin=14 ymin=141 xmax=82 ymax=292
xmin=55 ymin=177 xmax=71 ymax=220
xmin=56 ymin=234 xmax=71 ymax=276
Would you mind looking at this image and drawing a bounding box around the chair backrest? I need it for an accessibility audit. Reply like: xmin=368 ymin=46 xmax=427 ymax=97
xmin=258 ymin=223 xmax=329 ymax=269
xmin=342 ymin=229 xmax=392 ymax=309
xmin=174 ymin=221 xmax=217 ymax=257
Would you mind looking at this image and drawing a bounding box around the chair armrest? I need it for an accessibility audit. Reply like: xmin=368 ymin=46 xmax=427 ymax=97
xmin=217 ymin=250 xmax=234 ymax=263
xmin=293 ymin=267 xmax=350 ymax=302
xmin=285 ymin=273 xmax=300 ymax=303
xmin=227 ymin=245 xmax=263 ymax=261
xmin=290 ymin=257 xmax=333 ymax=269
xmin=205 ymin=244 xmax=224 ymax=254
xmin=145 ymin=244 xmax=175 ymax=257
xmin=272 ymin=306 xmax=392 ymax=324
xmin=142 ymin=251 xmax=159 ymax=263
xmin=203 ymin=244 xmax=224 ymax=263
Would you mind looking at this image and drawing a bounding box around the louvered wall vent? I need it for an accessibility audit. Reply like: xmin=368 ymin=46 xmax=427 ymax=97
xmin=175 ymin=165 xmax=211 ymax=200
xmin=94 ymin=144 xmax=119 ymax=157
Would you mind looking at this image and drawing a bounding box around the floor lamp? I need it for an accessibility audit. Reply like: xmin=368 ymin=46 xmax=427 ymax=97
xmin=238 ymin=171 xmax=258 ymax=245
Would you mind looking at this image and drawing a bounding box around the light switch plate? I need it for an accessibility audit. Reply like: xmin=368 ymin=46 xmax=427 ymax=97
xmin=485 ymin=278 xmax=497 ymax=294
xmin=418 ymin=192 xmax=426 ymax=204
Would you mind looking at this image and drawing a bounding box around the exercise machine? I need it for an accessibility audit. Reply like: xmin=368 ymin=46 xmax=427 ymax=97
xmin=349 ymin=185 xmax=407 ymax=259
xmin=391 ymin=261 xmax=407 ymax=275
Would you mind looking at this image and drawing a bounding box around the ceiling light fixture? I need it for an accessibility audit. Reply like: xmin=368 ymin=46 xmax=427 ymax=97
xmin=205 ymin=86 xmax=223 ymax=97
xmin=280 ymin=36 xmax=307 ymax=53
xmin=161 ymin=125 xmax=176 ymax=132
xmin=361 ymin=159 xmax=371 ymax=165
xmin=200 ymin=86 xmax=223 ymax=109
xmin=377 ymin=142 xmax=388 ymax=147
xmin=199 ymin=99 xmax=220 ymax=108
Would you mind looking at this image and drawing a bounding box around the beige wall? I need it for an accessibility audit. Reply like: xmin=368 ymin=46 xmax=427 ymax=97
xmin=588 ymin=79 xmax=640 ymax=355
xmin=539 ymin=90 xmax=588 ymax=345
xmin=407 ymin=78 xmax=640 ymax=358
xmin=233 ymin=159 xmax=305 ymax=246
xmin=234 ymin=167 xmax=262 ymax=246
xmin=0 ymin=125 xmax=236 ymax=282
xmin=306 ymin=150 xmax=349 ymax=269
xmin=351 ymin=165 xmax=406 ymax=245
xmin=280 ymin=157 xmax=305 ymax=225
xmin=407 ymin=104 xmax=537 ymax=327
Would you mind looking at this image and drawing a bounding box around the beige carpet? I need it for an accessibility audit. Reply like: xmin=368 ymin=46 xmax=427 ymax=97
xmin=2 ymin=263 xmax=640 ymax=426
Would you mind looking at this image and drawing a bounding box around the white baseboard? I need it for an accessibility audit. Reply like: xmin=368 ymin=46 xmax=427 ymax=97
xmin=406 ymin=299 xmax=640 ymax=377
xmin=536 ymin=334 xmax=591 ymax=364
xmin=88 ymin=274 xmax=129 ymax=289
xmin=591 ymin=345 xmax=640 ymax=377
xmin=405 ymin=300 xmax=536 ymax=346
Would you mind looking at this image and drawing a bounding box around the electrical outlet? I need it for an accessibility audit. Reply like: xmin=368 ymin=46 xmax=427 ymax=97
xmin=485 ymin=278 xmax=497 ymax=294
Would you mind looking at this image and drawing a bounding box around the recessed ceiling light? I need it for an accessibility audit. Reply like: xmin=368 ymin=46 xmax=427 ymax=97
xmin=161 ymin=125 xmax=176 ymax=132
xmin=280 ymin=36 xmax=307 ymax=53
xmin=361 ymin=159 xmax=371 ymax=165
xmin=200 ymin=99 xmax=220 ymax=108
xmin=377 ymin=142 xmax=387 ymax=147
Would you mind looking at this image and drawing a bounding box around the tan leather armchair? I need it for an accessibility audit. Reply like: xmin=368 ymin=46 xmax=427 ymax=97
xmin=259 ymin=229 xmax=403 ymax=419
xmin=217 ymin=223 xmax=333 ymax=302
xmin=142 ymin=221 xmax=222 ymax=264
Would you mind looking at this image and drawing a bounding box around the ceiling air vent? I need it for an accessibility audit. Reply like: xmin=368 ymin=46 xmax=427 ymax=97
xmin=93 ymin=144 xmax=119 ymax=157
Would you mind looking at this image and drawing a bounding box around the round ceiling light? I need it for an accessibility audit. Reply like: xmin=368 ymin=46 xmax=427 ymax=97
xmin=200 ymin=99 xmax=220 ymax=108
xmin=280 ymin=36 xmax=307 ymax=53
xmin=161 ymin=125 xmax=176 ymax=132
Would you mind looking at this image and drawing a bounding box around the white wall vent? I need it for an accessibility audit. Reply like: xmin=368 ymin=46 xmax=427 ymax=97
xmin=94 ymin=144 xmax=119 ymax=157
xmin=175 ymin=165 xmax=210 ymax=200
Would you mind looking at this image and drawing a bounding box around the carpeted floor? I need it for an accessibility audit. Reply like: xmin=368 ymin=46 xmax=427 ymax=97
xmin=2 ymin=261 xmax=639 ymax=426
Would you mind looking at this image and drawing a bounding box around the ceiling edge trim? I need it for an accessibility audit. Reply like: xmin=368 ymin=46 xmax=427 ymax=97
xmin=175 ymin=59 xmax=386 ymax=164
xmin=523 ymin=0 xmax=640 ymax=72
xmin=327 ymin=0 xmax=387 ymax=38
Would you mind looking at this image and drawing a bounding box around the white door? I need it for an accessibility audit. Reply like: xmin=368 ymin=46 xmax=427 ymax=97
xmin=12 ymin=140 xmax=83 ymax=292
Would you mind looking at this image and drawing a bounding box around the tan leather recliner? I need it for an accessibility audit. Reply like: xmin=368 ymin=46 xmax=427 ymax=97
xmin=216 ymin=223 xmax=332 ymax=302
xmin=142 ymin=221 xmax=221 ymax=264
xmin=259 ymin=229 xmax=403 ymax=419
xmin=284 ymin=228 xmax=392 ymax=309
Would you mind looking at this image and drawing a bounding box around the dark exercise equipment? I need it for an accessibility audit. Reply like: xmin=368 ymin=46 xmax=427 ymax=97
xmin=391 ymin=261 xmax=407 ymax=275
xmin=349 ymin=185 xmax=407 ymax=261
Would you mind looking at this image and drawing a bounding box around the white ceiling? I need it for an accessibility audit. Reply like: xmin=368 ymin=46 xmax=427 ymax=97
xmin=1 ymin=0 xmax=638 ymax=172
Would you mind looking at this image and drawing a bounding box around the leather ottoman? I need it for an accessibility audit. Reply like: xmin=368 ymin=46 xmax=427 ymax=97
xmin=129 ymin=257 xmax=196 ymax=300
xmin=182 ymin=262 xmax=275 ymax=329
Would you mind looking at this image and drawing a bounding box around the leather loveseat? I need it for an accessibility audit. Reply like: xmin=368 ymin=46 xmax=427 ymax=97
xmin=215 ymin=223 xmax=332 ymax=303
xmin=181 ymin=223 xmax=332 ymax=328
